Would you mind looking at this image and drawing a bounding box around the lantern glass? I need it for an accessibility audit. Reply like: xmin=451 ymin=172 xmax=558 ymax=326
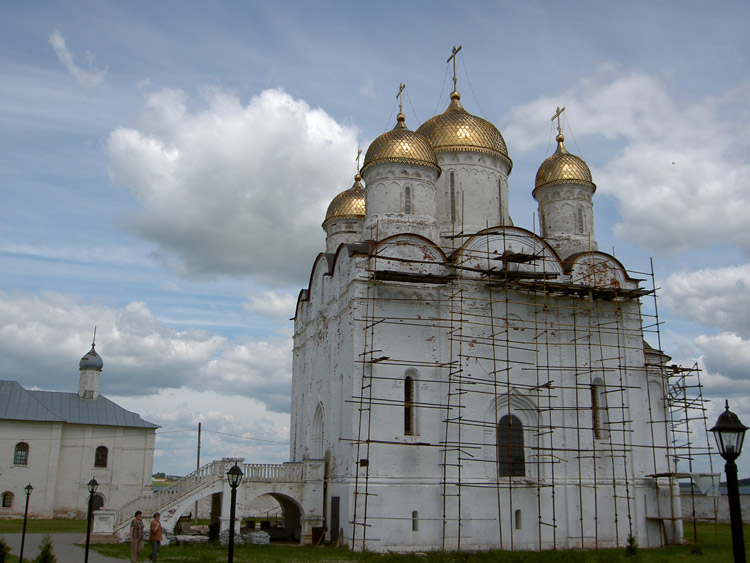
xmin=710 ymin=401 xmax=748 ymax=460
xmin=227 ymin=464 xmax=244 ymax=488
xmin=87 ymin=478 xmax=99 ymax=494
xmin=714 ymin=428 xmax=745 ymax=457
xmin=24 ymin=484 xmax=33 ymax=496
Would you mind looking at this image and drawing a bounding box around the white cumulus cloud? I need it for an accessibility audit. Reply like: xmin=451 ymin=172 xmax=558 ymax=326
xmin=660 ymin=265 xmax=750 ymax=397
xmin=106 ymin=87 xmax=359 ymax=286
xmin=694 ymin=332 xmax=750 ymax=384
xmin=662 ymin=264 xmax=750 ymax=337
xmin=243 ymin=290 xmax=297 ymax=324
xmin=112 ymin=389 xmax=290 ymax=474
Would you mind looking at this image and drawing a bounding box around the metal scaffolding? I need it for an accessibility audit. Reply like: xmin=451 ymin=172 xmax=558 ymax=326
xmin=347 ymin=222 xmax=716 ymax=551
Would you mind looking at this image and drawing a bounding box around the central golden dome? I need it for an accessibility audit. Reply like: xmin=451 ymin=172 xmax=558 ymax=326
xmin=534 ymin=134 xmax=596 ymax=193
xmin=362 ymin=113 xmax=440 ymax=175
xmin=416 ymin=91 xmax=512 ymax=170
xmin=324 ymin=174 xmax=366 ymax=226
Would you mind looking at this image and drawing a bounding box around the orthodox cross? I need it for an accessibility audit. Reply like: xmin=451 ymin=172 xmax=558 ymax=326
xmin=447 ymin=44 xmax=463 ymax=91
xmin=396 ymin=83 xmax=405 ymax=113
xmin=551 ymin=106 xmax=566 ymax=135
xmin=355 ymin=149 xmax=362 ymax=170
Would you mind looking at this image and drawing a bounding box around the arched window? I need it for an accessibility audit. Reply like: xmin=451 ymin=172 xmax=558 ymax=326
xmin=498 ymin=177 xmax=503 ymax=223
xmin=412 ymin=510 xmax=419 ymax=531
xmin=311 ymin=405 xmax=324 ymax=459
xmin=14 ymin=442 xmax=28 ymax=465
xmin=515 ymin=509 xmax=522 ymax=530
xmin=405 ymin=186 xmax=412 ymax=214
xmin=92 ymin=493 xmax=105 ymax=511
xmin=591 ymin=378 xmax=610 ymax=440
xmin=94 ymin=446 xmax=108 ymax=468
xmin=497 ymin=415 xmax=525 ymax=477
xmin=404 ymin=376 xmax=414 ymax=435
xmin=450 ymin=172 xmax=456 ymax=223
xmin=1 ymin=492 xmax=13 ymax=508
xmin=538 ymin=208 xmax=545 ymax=234
xmin=576 ymin=206 xmax=585 ymax=234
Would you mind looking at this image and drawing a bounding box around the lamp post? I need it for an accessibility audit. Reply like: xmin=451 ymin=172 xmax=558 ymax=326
xmin=19 ymin=483 xmax=32 ymax=563
xmin=710 ymin=401 xmax=748 ymax=563
xmin=226 ymin=464 xmax=244 ymax=563
xmin=84 ymin=478 xmax=99 ymax=563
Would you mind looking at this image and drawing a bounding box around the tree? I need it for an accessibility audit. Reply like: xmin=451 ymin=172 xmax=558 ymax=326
xmin=33 ymin=535 xmax=57 ymax=563
xmin=0 ymin=537 xmax=11 ymax=563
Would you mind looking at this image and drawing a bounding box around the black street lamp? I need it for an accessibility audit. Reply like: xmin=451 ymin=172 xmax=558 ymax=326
xmin=19 ymin=483 xmax=32 ymax=563
xmin=710 ymin=401 xmax=748 ymax=563
xmin=226 ymin=464 xmax=244 ymax=563
xmin=84 ymin=478 xmax=99 ymax=563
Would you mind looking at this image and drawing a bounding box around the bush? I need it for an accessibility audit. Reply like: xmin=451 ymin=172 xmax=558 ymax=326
xmin=624 ymin=534 xmax=638 ymax=559
xmin=0 ymin=537 xmax=10 ymax=563
xmin=33 ymin=535 xmax=57 ymax=563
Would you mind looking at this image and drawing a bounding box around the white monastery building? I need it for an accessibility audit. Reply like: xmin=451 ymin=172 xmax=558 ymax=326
xmin=290 ymin=64 xmax=684 ymax=551
xmin=0 ymin=342 xmax=158 ymax=519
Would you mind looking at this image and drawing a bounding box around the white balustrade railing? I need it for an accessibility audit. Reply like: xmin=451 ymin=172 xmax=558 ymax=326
xmin=114 ymin=460 xmax=224 ymax=527
xmin=243 ymin=462 xmax=302 ymax=481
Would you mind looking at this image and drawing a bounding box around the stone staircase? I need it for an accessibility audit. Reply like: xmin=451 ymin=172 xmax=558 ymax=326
xmin=93 ymin=457 xmax=319 ymax=542
xmin=109 ymin=458 xmax=233 ymax=539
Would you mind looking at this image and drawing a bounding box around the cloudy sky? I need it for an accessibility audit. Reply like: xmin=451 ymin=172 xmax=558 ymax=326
xmin=2 ymin=1 xmax=749 ymax=477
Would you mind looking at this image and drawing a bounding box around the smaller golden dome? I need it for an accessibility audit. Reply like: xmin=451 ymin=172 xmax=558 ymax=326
xmin=416 ymin=91 xmax=512 ymax=170
xmin=323 ymin=174 xmax=366 ymax=226
xmin=362 ymin=113 xmax=440 ymax=175
xmin=534 ymin=134 xmax=596 ymax=192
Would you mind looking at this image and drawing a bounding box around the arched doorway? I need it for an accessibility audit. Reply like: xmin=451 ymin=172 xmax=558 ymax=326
xmin=247 ymin=493 xmax=304 ymax=542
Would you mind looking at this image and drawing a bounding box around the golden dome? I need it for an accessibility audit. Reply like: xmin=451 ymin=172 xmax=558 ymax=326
xmin=534 ymin=134 xmax=596 ymax=192
xmin=416 ymin=91 xmax=512 ymax=170
xmin=323 ymin=174 xmax=366 ymax=226
xmin=361 ymin=113 xmax=440 ymax=175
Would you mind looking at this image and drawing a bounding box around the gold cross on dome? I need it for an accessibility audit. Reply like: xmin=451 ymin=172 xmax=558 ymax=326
xmin=447 ymin=44 xmax=463 ymax=91
xmin=551 ymin=106 xmax=566 ymax=135
xmin=396 ymin=83 xmax=405 ymax=113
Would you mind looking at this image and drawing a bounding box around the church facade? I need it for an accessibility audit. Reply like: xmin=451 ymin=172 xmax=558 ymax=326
xmin=290 ymin=75 xmax=681 ymax=551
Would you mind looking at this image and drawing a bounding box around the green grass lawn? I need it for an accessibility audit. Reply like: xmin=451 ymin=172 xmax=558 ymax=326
xmin=84 ymin=523 xmax=750 ymax=562
xmin=0 ymin=518 xmax=87 ymax=534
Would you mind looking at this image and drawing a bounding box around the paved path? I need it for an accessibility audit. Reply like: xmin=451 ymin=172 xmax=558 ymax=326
xmin=2 ymin=533 xmax=126 ymax=562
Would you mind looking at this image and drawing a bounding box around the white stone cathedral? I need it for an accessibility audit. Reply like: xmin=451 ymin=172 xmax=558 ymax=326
xmin=290 ymin=69 xmax=681 ymax=552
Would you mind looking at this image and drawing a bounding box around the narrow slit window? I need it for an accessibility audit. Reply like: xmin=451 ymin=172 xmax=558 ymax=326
xmin=591 ymin=379 xmax=609 ymax=440
xmin=515 ymin=509 xmax=522 ymax=530
xmin=577 ymin=207 xmax=584 ymax=234
xmin=404 ymin=376 xmax=414 ymax=435
xmin=450 ymin=172 xmax=456 ymax=223
xmin=498 ymin=177 xmax=503 ymax=223
xmin=412 ymin=510 xmax=419 ymax=531
xmin=405 ymin=186 xmax=412 ymax=214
